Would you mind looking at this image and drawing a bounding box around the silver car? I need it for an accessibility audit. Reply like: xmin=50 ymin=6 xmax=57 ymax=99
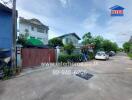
xmin=95 ymin=51 xmax=109 ymax=60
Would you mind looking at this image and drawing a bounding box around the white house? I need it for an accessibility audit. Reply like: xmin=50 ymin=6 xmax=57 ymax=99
xmin=57 ymin=33 xmax=81 ymax=47
xmin=19 ymin=17 xmax=49 ymax=45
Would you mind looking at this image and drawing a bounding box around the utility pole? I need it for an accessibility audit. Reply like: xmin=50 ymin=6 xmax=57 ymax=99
xmin=12 ymin=0 xmax=17 ymax=68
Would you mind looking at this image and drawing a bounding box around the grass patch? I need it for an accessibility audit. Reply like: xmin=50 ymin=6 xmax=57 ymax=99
xmin=128 ymin=53 xmax=132 ymax=59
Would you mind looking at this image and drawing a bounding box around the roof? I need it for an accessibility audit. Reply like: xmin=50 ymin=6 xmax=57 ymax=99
xmin=110 ymin=5 xmax=124 ymax=10
xmin=0 ymin=3 xmax=12 ymax=13
xmin=26 ymin=38 xmax=44 ymax=46
xmin=19 ymin=17 xmax=49 ymax=30
xmin=0 ymin=3 xmax=18 ymax=15
xmin=57 ymin=33 xmax=81 ymax=40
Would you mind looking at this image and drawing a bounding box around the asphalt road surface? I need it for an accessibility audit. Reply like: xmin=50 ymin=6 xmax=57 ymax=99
xmin=0 ymin=52 xmax=132 ymax=100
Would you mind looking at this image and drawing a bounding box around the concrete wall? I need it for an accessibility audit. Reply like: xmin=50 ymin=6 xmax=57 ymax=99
xmin=0 ymin=10 xmax=12 ymax=49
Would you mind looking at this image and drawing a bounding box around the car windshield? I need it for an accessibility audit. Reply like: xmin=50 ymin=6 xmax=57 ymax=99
xmin=97 ymin=52 xmax=105 ymax=56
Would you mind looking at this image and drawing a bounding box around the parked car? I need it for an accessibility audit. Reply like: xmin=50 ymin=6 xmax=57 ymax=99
xmin=107 ymin=51 xmax=116 ymax=56
xmin=110 ymin=51 xmax=116 ymax=56
xmin=95 ymin=51 xmax=109 ymax=60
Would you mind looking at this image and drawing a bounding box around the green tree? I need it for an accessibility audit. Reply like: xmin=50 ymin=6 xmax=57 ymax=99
xmin=93 ymin=36 xmax=104 ymax=52
xmin=111 ymin=42 xmax=118 ymax=52
xmin=102 ymin=40 xmax=113 ymax=52
xmin=82 ymin=32 xmax=119 ymax=53
xmin=130 ymin=44 xmax=132 ymax=53
xmin=17 ymin=34 xmax=27 ymax=46
xmin=82 ymin=32 xmax=94 ymax=45
xmin=123 ymin=42 xmax=131 ymax=53
xmin=64 ymin=43 xmax=75 ymax=55
xmin=102 ymin=40 xmax=118 ymax=52
xmin=48 ymin=38 xmax=63 ymax=47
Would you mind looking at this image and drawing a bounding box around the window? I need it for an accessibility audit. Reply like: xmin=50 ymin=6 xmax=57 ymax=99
xmin=65 ymin=38 xmax=72 ymax=44
xmin=66 ymin=38 xmax=69 ymax=43
xmin=37 ymin=27 xmax=44 ymax=33
xmin=31 ymin=26 xmax=34 ymax=31
xmin=30 ymin=36 xmax=35 ymax=39
xmin=37 ymin=38 xmax=42 ymax=40
xmin=25 ymin=29 xmax=29 ymax=33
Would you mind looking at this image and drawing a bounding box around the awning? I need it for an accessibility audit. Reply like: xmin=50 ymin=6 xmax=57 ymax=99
xmin=26 ymin=38 xmax=44 ymax=46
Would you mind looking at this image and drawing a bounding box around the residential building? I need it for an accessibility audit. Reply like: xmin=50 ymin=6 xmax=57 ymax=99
xmin=57 ymin=33 xmax=81 ymax=47
xmin=0 ymin=3 xmax=17 ymax=50
xmin=19 ymin=17 xmax=49 ymax=45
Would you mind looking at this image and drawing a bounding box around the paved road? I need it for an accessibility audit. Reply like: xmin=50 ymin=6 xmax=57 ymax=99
xmin=0 ymin=53 xmax=132 ymax=100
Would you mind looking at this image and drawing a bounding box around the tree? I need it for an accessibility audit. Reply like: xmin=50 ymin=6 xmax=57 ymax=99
xmin=48 ymin=38 xmax=63 ymax=47
xmin=82 ymin=32 xmax=94 ymax=45
xmin=102 ymin=40 xmax=112 ymax=52
xmin=118 ymin=48 xmax=123 ymax=52
xmin=123 ymin=42 xmax=131 ymax=53
xmin=17 ymin=34 xmax=27 ymax=46
xmin=64 ymin=43 xmax=75 ymax=55
xmin=102 ymin=40 xmax=118 ymax=52
xmin=82 ymin=32 xmax=119 ymax=53
xmin=93 ymin=36 xmax=104 ymax=52
xmin=82 ymin=32 xmax=92 ymax=39
xmin=111 ymin=42 xmax=118 ymax=52
xmin=130 ymin=44 xmax=132 ymax=53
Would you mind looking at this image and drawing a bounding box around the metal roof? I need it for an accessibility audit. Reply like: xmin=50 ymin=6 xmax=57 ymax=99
xmin=19 ymin=17 xmax=49 ymax=30
xmin=57 ymin=33 xmax=81 ymax=40
xmin=0 ymin=3 xmax=18 ymax=15
xmin=0 ymin=3 xmax=12 ymax=13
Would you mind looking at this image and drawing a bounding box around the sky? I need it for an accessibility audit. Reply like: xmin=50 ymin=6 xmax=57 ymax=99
xmin=10 ymin=0 xmax=132 ymax=47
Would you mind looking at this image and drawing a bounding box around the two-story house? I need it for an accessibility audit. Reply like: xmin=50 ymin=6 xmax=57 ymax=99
xmin=19 ymin=17 xmax=49 ymax=45
xmin=57 ymin=33 xmax=81 ymax=47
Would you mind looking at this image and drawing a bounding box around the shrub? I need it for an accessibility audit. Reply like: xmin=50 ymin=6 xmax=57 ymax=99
xmin=48 ymin=38 xmax=63 ymax=47
xmin=128 ymin=53 xmax=132 ymax=59
xmin=64 ymin=43 xmax=75 ymax=55
xmin=58 ymin=54 xmax=83 ymax=62
xmin=88 ymin=52 xmax=95 ymax=60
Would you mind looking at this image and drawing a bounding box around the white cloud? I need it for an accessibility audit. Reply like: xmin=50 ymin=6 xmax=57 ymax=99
xmin=59 ymin=0 xmax=67 ymax=5
xmin=82 ymin=13 xmax=100 ymax=30
xmin=59 ymin=0 xmax=70 ymax=7
xmin=48 ymin=30 xmax=61 ymax=39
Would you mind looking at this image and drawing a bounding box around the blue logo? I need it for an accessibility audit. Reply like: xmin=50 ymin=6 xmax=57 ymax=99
xmin=110 ymin=5 xmax=125 ymax=16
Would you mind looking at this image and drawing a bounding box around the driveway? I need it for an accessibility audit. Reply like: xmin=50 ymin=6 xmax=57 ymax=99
xmin=0 ymin=53 xmax=132 ymax=100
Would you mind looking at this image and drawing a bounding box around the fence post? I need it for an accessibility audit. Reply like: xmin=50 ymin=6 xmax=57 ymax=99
xmin=56 ymin=46 xmax=60 ymax=62
xmin=16 ymin=45 xmax=22 ymax=67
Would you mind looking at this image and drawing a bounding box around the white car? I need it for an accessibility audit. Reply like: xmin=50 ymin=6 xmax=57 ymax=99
xmin=95 ymin=51 xmax=109 ymax=60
